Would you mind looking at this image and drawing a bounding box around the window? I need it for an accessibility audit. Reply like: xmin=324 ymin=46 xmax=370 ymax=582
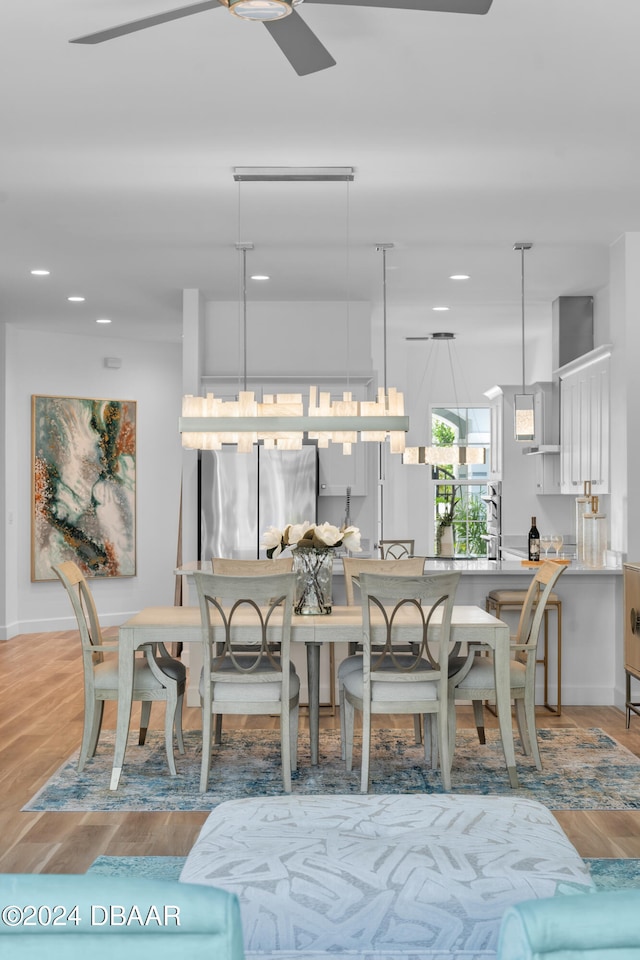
xmin=432 ymin=405 xmax=491 ymax=557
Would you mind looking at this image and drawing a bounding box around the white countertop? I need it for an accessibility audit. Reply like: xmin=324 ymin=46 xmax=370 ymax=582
xmin=177 ymin=557 xmax=622 ymax=578
xmin=420 ymin=558 xmax=621 ymax=575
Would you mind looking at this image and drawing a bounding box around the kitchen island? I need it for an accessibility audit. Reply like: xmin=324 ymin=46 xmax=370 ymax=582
xmin=178 ymin=558 xmax=624 ymax=711
xmin=333 ymin=558 xmax=624 ymax=709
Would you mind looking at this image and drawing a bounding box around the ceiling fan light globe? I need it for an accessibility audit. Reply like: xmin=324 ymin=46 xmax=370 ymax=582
xmin=229 ymin=0 xmax=294 ymax=21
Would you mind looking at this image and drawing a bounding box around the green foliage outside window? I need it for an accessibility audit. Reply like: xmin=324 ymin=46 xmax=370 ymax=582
xmin=432 ymin=415 xmax=487 ymax=557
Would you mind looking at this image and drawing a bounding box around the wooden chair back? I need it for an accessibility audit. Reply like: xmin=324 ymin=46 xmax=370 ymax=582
xmin=211 ymin=557 xmax=293 ymax=574
xmin=358 ymin=571 xmax=461 ymax=681
xmin=52 ymin=561 xmax=105 ymax=662
xmin=343 ymin=556 xmax=426 ymax=606
xmin=379 ymin=539 xmax=415 ymax=559
xmin=514 ymin=560 xmax=567 ymax=661
xmin=194 ymin=570 xmax=295 ymax=675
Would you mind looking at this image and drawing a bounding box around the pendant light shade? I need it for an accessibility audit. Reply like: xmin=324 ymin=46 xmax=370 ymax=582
xmin=514 ymin=242 xmax=535 ymax=441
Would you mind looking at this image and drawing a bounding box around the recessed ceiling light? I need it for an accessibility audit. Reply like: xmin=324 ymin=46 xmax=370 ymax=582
xmin=250 ymin=275 xmax=270 ymax=281
xmin=68 ymin=295 xmax=85 ymax=302
xmin=433 ymin=306 xmax=450 ymax=311
xmin=449 ymin=274 xmax=470 ymax=281
xmin=96 ymin=318 xmax=112 ymax=324
xmin=30 ymin=268 xmax=50 ymax=276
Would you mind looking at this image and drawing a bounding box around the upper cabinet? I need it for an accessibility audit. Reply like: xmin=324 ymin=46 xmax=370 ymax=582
xmin=558 ymin=346 xmax=611 ymax=495
xmin=318 ymin=440 xmax=368 ymax=497
xmin=484 ymin=388 xmax=504 ymax=480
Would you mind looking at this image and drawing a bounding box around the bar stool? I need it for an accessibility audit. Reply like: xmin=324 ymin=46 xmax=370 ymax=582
xmin=485 ymin=587 xmax=562 ymax=714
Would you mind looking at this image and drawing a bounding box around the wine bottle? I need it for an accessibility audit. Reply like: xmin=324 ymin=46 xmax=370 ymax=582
xmin=528 ymin=516 xmax=540 ymax=562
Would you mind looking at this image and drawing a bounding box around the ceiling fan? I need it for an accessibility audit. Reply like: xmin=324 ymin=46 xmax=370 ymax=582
xmin=69 ymin=0 xmax=493 ymax=77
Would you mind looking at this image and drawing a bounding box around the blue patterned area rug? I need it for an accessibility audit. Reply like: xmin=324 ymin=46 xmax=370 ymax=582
xmin=22 ymin=726 xmax=640 ymax=813
xmin=87 ymin=854 xmax=640 ymax=891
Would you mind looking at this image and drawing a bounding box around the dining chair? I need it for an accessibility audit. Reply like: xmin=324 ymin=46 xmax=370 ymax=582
xmin=209 ymin=557 xmax=295 ymax=742
xmin=339 ymin=555 xmax=427 ymax=755
xmin=450 ymin=559 xmax=567 ymax=769
xmin=378 ymin=539 xmax=415 ymax=559
xmin=342 ymin=570 xmax=461 ymax=792
xmin=193 ymin=570 xmax=299 ymax=793
xmin=52 ymin=561 xmax=186 ymax=775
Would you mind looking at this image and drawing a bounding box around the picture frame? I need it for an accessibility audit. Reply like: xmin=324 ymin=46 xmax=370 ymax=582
xmin=31 ymin=395 xmax=137 ymax=581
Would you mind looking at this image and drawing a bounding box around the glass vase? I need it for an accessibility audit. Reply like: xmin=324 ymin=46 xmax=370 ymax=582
xmin=293 ymin=547 xmax=333 ymax=615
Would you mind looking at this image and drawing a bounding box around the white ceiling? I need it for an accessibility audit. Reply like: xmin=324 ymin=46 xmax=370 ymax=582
xmin=2 ymin=0 xmax=638 ymax=347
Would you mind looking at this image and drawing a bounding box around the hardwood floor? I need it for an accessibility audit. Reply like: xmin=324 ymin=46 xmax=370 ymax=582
xmin=2 ymin=631 xmax=640 ymax=873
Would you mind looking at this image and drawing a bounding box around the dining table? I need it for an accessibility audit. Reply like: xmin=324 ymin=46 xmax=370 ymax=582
xmin=110 ymin=600 xmax=514 ymax=791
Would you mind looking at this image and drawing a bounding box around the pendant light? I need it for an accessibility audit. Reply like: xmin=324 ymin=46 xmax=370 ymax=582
xmin=513 ymin=241 xmax=535 ymax=441
xmin=180 ymin=168 xmax=408 ymax=452
xmin=402 ymin=333 xmax=486 ymax=466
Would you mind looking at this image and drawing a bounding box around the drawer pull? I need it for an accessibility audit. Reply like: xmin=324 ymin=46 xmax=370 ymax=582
xmin=631 ymin=608 xmax=640 ymax=635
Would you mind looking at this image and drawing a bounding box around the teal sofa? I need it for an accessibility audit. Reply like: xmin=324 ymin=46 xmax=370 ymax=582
xmin=0 ymin=874 xmax=244 ymax=959
xmin=498 ymin=890 xmax=640 ymax=959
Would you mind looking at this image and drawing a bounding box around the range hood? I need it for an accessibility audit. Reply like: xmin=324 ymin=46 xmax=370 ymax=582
xmin=524 ymin=296 xmax=594 ymax=456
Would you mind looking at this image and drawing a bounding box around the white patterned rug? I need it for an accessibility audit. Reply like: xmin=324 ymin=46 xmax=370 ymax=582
xmin=22 ymin=726 xmax=640 ymax=813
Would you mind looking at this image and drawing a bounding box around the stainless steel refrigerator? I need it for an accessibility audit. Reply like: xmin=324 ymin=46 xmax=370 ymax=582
xmin=199 ymin=445 xmax=318 ymax=561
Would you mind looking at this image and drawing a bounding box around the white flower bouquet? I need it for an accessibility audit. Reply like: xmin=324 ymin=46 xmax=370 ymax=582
xmin=261 ymin=521 xmax=362 ymax=558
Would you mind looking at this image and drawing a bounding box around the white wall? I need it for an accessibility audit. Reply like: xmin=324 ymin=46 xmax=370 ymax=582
xmin=1 ymin=326 xmax=182 ymax=639
xmin=203 ymin=300 xmax=372 ymax=377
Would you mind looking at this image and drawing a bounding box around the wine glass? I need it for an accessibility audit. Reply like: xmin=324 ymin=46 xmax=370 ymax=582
xmin=551 ymin=533 xmax=564 ymax=558
xmin=540 ymin=533 xmax=553 ymax=558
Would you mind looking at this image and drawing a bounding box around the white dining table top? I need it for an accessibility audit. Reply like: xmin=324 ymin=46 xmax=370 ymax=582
xmin=119 ymin=603 xmax=507 ymax=646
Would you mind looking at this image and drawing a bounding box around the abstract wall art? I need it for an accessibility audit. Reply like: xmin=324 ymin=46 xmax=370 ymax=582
xmin=32 ymin=395 xmax=137 ymax=581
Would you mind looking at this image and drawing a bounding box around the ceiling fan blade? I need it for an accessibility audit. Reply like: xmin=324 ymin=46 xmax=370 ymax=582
xmin=305 ymin=0 xmax=493 ymax=13
xmin=264 ymin=10 xmax=336 ymax=76
xmin=69 ymin=0 xmax=222 ymax=44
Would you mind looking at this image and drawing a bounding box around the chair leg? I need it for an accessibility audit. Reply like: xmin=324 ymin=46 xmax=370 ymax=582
xmin=280 ymin=702 xmax=292 ymax=794
xmin=423 ymin=715 xmax=435 ymax=767
xmin=413 ymin=714 xmax=423 ymax=744
xmin=472 ymin=700 xmax=486 ymax=744
xmin=139 ymin=700 xmax=152 ymax=745
xmin=447 ymin=696 xmax=458 ymax=762
xmin=214 ymin=713 xmax=223 ymax=746
xmin=79 ymin=700 xmax=104 ymax=771
xmin=339 ymin=678 xmax=347 ymax=760
xmin=514 ymin=697 xmax=532 ymax=756
xmin=360 ymin=708 xmax=372 ymax=794
xmin=437 ymin=710 xmax=452 ymax=791
xmin=290 ymin=699 xmax=299 ymax=773
xmin=164 ymin=697 xmax=178 ymax=777
xmin=523 ymin=688 xmax=542 ymax=770
xmin=174 ymin=693 xmax=185 ymax=755
xmin=344 ymin=697 xmax=355 ymax=772
xmin=200 ymin=708 xmax=213 ymax=793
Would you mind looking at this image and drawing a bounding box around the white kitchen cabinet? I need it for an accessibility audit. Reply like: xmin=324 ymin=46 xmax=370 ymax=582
xmin=318 ymin=440 xmax=368 ymax=496
xmin=559 ymin=346 xmax=611 ymax=495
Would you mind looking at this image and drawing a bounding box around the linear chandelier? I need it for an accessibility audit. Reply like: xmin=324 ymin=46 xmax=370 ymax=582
xmin=180 ymin=168 xmax=408 ymax=454
xmin=180 ymin=386 xmax=408 ymax=454
xmin=402 ymin=332 xmax=486 ymax=467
